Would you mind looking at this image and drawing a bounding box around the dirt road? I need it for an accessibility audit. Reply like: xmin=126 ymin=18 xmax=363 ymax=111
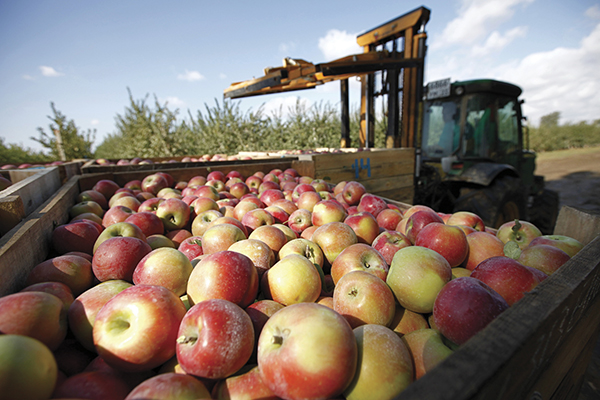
xmin=535 ymin=146 xmax=600 ymax=215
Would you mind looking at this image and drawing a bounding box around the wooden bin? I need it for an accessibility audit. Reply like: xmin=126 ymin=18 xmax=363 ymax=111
xmin=292 ymin=148 xmax=415 ymax=203
xmin=1 ymin=168 xmax=599 ymax=400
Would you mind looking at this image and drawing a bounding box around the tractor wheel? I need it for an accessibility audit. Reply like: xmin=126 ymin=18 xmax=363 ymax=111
xmin=528 ymin=189 xmax=560 ymax=235
xmin=453 ymin=175 xmax=528 ymax=229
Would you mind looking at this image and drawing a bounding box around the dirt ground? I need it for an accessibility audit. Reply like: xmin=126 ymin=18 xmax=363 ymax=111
xmin=535 ymin=147 xmax=600 ymax=215
xmin=536 ymin=147 xmax=600 ymax=399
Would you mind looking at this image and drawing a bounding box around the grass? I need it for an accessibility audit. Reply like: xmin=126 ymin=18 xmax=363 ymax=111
xmin=535 ymin=145 xmax=600 ymax=161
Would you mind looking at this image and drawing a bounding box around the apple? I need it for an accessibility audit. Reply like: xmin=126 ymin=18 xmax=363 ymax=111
xmin=386 ymin=246 xmax=452 ymax=314
xmin=340 ymin=181 xmax=366 ymax=206
xmin=187 ymin=250 xmax=258 ymax=308
xmin=102 ymin=205 xmax=136 ymax=227
xmin=190 ymin=196 xmax=219 ymax=216
xmin=356 ymin=194 xmax=388 ymax=218
xmin=248 ymin=224 xmax=288 ymax=254
xmin=228 ymin=238 xmax=275 ymax=279
xmin=206 ymin=178 xmax=226 ymax=192
xmin=142 ymin=173 xmax=168 ymax=195
xmin=212 ymin=365 xmax=278 ymax=400
xmin=52 ymin=369 xmax=132 ymax=399
xmin=229 ymin=181 xmax=250 ymax=199
xmin=26 ymin=254 xmax=93 ymax=297
xmin=287 ymin=208 xmax=313 ymax=234
xmin=279 ymin=237 xmax=325 ymax=269
xmin=331 ymin=243 xmax=389 ymax=284
xmin=201 ymin=223 xmax=247 ymax=254
xmin=78 ymin=189 xmax=109 ymax=210
xmin=0 ymin=291 xmax=67 ymax=351
xmin=264 ymin=205 xmax=290 ymax=224
xmin=389 ymin=306 xmax=429 ymax=336
xmin=300 ymin=225 xmax=318 ymax=240
xmin=470 ymin=256 xmax=541 ymax=306
xmin=261 ymin=254 xmax=322 ymax=306
xmin=333 ymin=180 xmax=347 ymax=196
xmin=414 ymin=222 xmax=469 ymax=267
xmin=0 ymin=335 xmax=58 ymax=400
xmin=295 ymin=191 xmax=322 ymax=212
xmin=194 ymin=185 xmax=220 ymax=201
xmin=404 ymin=209 xmax=445 ymax=244
xmin=344 ymin=211 xmax=380 ymax=245
xmin=188 ymin=175 xmax=208 ymax=187
xmin=191 ymin=209 xmax=223 ymax=236
xmin=311 ymin=221 xmax=358 ymax=265
xmin=463 ymin=231 xmax=506 ymax=271
xmin=68 ymin=280 xmax=133 ymax=352
xmin=245 ymin=175 xmax=263 ymax=192
xmin=93 ymin=179 xmax=120 ymax=200
xmin=133 ymin=247 xmax=194 ymax=296
xmin=138 ymin=197 xmax=165 ymax=213
xmin=402 ymin=204 xmax=436 ymax=219
xmin=165 ymin=228 xmax=192 ymax=247
xmin=92 ymin=236 xmax=152 ymax=282
xmin=496 ymin=219 xmax=543 ymax=250
xmin=178 ymin=235 xmax=204 ymax=261
xmin=125 ymin=179 xmax=143 ymax=191
xmin=70 ymin=200 xmax=104 ymax=220
xmin=147 ymin=234 xmax=177 ymax=250
xmin=259 ymin=181 xmax=280 ymax=194
xmin=311 ymin=178 xmax=329 ymax=193
xmin=527 ymin=234 xmax=584 ymax=257
xmin=241 ymin=208 xmax=275 ymax=233
xmin=376 ymin=208 xmax=403 ymax=231
xmin=271 ymin=198 xmax=298 ymax=215
xmin=517 ymin=244 xmax=571 ymax=275
xmin=93 ymin=284 xmax=187 ymax=372
xmin=20 ymin=281 xmax=74 ymax=312
xmin=401 ymin=328 xmax=454 ymax=380
xmin=125 ymin=211 xmax=164 ymax=237
xmin=333 ymin=271 xmax=396 ymax=328
xmin=272 ymin=223 xmax=298 ymax=242
xmin=176 ymin=299 xmax=255 ymax=379
xmin=245 ymin=300 xmax=286 ymax=361
xmin=311 ymin=199 xmax=347 ymax=227
xmin=52 ymin=220 xmax=101 ymax=256
xmin=433 ymin=276 xmax=509 ymax=345
xmin=260 ymin=188 xmax=285 ymax=207
xmin=257 ymin=302 xmax=358 ymax=400
xmin=108 ymin=191 xmax=135 ymax=208
xmin=156 ymin=198 xmax=191 ymax=231
xmin=446 ymin=211 xmax=486 ymax=231
xmin=125 ymin=372 xmax=211 ymax=400
xmin=70 ymin=212 xmax=104 ymax=227
xmin=233 ymin=199 xmax=259 ymax=220
xmin=208 ymin=215 xmax=249 ymax=236
xmin=292 ymin=182 xmax=317 ymax=201
xmin=207 ymin=170 xmax=226 ymax=182
xmin=371 ymin=230 xmax=412 ymax=265
xmin=344 ymin=324 xmax=413 ymax=400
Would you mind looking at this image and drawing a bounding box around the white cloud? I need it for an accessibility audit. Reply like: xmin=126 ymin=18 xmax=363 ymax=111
xmin=492 ymin=22 xmax=600 ymax=125
xmin=91 ymin=119 xmax=100 ymax=125
xmin=219 ymin=73 xmax=227 ymax=79
xmin=177 ymin=70 xmax=204 ymax=82
xmin=432 ymin=0 xmax=534 ymax=49
xmin=261 ymin=96 xmax=311 ymax=118
xmin=39 ymin=66 xmax=64 ymax=77
xmin=586 ymin=5 xmax=600 ymax=20
xmin=22 ymin=74 xmax=34 ymax=80
xmin=470 ymin=26 xmax=527 ymax=56
xmin=162 ymin=96 xmax=186 ymax=108
xmin=318 ymin=29 xmax=362 ymax=61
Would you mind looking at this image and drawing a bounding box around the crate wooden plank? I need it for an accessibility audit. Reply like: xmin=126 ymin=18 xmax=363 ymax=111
xmin=0 ymin=176 xmax=79 ymax=296
xmin=0 ymin=196 xmax=25 ymax=236
xmin=302 ymin=148 xmax=414 ymax=172
xmin=554 ymin=206 xmax=600 ymax=246
xmin=397 ymin=234 xmax=600 ymax=400
xmin=312 ymin=159 xmax=414 ymax=183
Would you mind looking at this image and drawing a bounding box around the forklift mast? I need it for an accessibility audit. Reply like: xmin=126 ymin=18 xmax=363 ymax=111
xmin=223 ymin=7 xmax=430 ymax=150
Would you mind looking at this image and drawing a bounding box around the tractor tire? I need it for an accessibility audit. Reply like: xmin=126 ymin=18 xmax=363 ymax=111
xmin=528 ymin=189 xmax=560 ymax=235
xmin=452 ymin=175 xmax=528 ymax=229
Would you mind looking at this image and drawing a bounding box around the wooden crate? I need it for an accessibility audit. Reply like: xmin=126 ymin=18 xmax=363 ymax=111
xmin=292 ymin=148 xmax=415 ymax=203
xmin=1 ymin=169 xmax=599 ymax=400
xmin=0 ymin=167 xmax=62 ymax=236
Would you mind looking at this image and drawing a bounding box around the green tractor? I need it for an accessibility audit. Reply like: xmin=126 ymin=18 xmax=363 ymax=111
xmin=415 ymin=78 xmax=559 ymax=233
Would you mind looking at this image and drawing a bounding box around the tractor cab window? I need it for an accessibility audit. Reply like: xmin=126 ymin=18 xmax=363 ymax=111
xmin=421 ymin=99 xmax=461 ymax=159
xmin=462 ymin=94 xmax=497 ymax=160
xmin=496 ymin=97 xmax=520 ymax=156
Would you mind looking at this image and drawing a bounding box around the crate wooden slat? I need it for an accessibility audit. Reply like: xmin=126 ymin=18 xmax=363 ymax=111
xmin=0 ymin=167 xmax=62 ymax=236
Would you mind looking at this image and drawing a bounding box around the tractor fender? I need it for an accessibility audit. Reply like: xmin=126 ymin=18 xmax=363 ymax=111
xmin=447 ymin=162 xmax=519 ymax=187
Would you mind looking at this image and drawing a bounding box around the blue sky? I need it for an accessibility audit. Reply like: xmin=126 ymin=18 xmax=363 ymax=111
xmin=1 ymin=0 xmax=599 ymax=153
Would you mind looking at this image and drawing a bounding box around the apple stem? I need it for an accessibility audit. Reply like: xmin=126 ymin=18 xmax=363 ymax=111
xmin=176 ymin=335 xmax=197 ymax=345
xmin=272 ymin=335 xmax=283 ymax=345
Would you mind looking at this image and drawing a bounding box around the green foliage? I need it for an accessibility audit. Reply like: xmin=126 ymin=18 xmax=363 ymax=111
xmin=31 ymin=102 xmax=95 ymax=160
xmin=529 ymin=112 xmax=600 ymax=152
xmin=0 ymin=137 xmax=52 ymax=166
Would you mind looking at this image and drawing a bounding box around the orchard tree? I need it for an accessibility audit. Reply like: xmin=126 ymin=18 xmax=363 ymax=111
xmin=32 ymin=103 xmax=95 ymax=161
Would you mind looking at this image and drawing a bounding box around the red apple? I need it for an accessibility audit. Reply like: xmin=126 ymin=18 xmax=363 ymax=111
xmin=371 ymin=230 xmax=412 ymax=265
xmin=415 ymin=222 xmax=469 ymax=268
xmin=78 ymin=189 xmax=109 ymax=210
xmin=446 ymin=211 xmax=486 ymax=231
xmin=463 ymin=231 xmax=506 ymax=271
xmin=187 ymin=250 xmax=258 ymax=308
xmin=211 ymin=365 xmax=278 ymax=400
xmin=356 ymin=194 xmax=388 ymax=218
xmin=527 ymin=234 xmax=584 ymax=257
xmin=26 ymin=254 xmax=93 ymax=297
xmin=517 ymin=244 xmax=571 ymax=275
xmin=287 ymin=208 xmax=313 ymax=234
xmin=133 ymin=247 xmax=194 ymax=296
xmin=52 ymin=221 xmax=101 ymax=256
xmin=93 ymin=285 xmax=187 ymax=372
xmin=405 ymin=209 xmax=445 ymax=244
xmin=433 ymin=276 xmax=509 ymax=345
xmin=92 ymin=236 xmax=152 ymax=282
xmin=257 ymin=302 xmax=357 ymax=400
xmin=156 ymin=198 xmax=191 ymax=231
xmin=125 ymin=211 xmax=164 ymax=237
xmin=178 ymin=235 xmax=204 ymax=261
xmin=331 ymin=243 xmax=389 ymax=284
xmin=102 ymin=205 xmax=135 ymax=227
xmin=191 ymin=209 xmax=223 ymax=236
xmin=20 ymin=281 xmax=74 ymax=312
xmin=207 ymin=170 xmax=226 ymax=182
xmin=376 ymin=208 xmax=403 ymax=231
xmin=194 ymin=185 xmax=220 ymax=201
xmin=344 ymin=211 xmax=380 ymax=245
xmin=401 ymin=328 xmax=453 ymax=380
xmin=470 ymin=256 xmax=541 ymax=306
xmin=176 ymin=299 xmax=254 ymax=379
xmin=93 ymin=179 xmax=120 ymax=200
xmin=138 ymin=197 xmax=164 ymax=213
xmin=496 ymin=219 xmax=542 ymax=250
xmin=125 ymin=372 xmax=211 ymax=400
xmin=333 ymin=271 xmax=396 ymax=328
xmin=165 ymin=228 xmax=192 ymax=247
xmin=229 ymin=238 xmax=275 ymax=279
xmin=141 ymin=173 xmax=168 ymax=195
xmin=201 ymin=223 xmax=247 ymax=255
xmin=241 ymin=208 xmax=275 ymax=233
xmin=342 ymin=181 xmax=367 ymax=206
xmin=389 ymin=306 xmax=429 ymax=336
xmin=278 ymin=237 xmax=325 ymax=269
xmin=248 ymin=224 xmax=288 ymax=254
xmin=70 ymin=200 xmax=104 ymax=220
xmin=311 ymin=199 xmax=347 ymax=227
xmin=311 ymin=221 xmax=358 ymax=265
xmin=52 ymin=369 xmax=132 ymax=400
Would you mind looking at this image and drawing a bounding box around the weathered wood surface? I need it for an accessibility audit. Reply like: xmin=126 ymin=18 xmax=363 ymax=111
xmin=554 ymin=206 xmax=600 ymax=246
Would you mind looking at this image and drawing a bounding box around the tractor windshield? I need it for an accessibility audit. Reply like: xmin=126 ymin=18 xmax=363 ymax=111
xmin=421 ymin=99 xmax=462 ymax=159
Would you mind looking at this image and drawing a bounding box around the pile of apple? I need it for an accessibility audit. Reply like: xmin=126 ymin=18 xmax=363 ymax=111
xmin=0 ymin=167 xmax=584 ymax=400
